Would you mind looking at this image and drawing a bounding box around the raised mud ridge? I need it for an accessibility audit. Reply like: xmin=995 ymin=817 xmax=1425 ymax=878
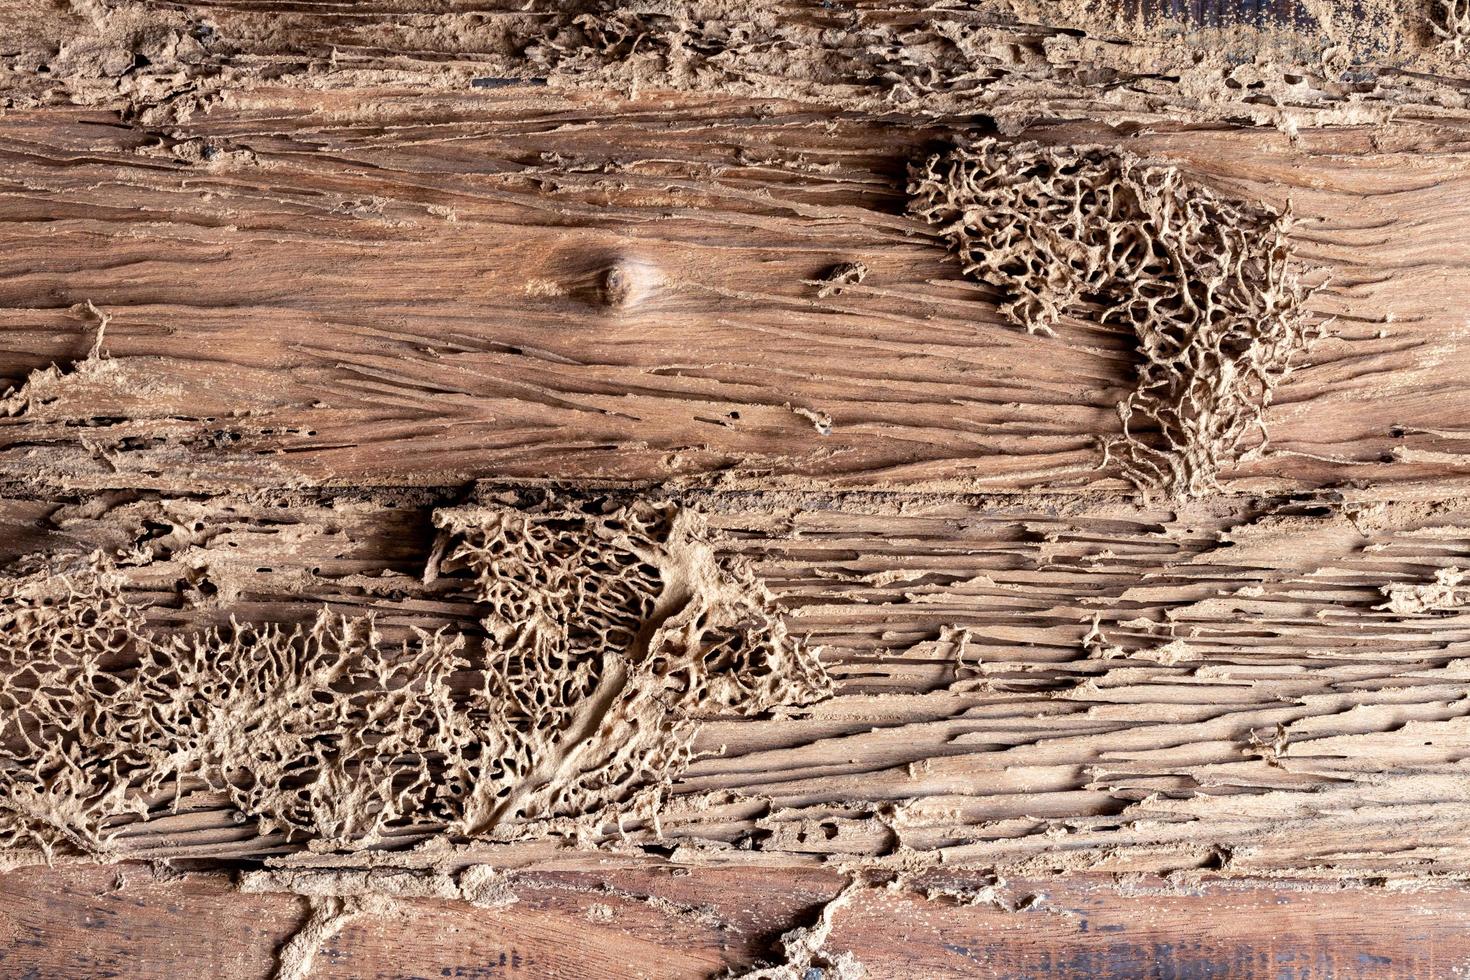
xmin=0 ymin=497 xmax=829 ymax=860
xmin=909 ymin=138 xmax=1319 ymax=501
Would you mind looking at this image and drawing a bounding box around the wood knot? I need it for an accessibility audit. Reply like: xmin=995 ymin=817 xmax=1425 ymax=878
xmin=600 ymin=259 xmax=651 ymax=309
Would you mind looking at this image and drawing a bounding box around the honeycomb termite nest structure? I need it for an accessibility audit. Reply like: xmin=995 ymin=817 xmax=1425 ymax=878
xmin=429 ymin=496 xmax=832 ymax=830
xmin=1433 ymin=0 xmax=1470 ymax=54
xmin=908 ymin=138 xmax=1319 ymax=501
xmin=0 ymin=499 xmax=830 ymax=860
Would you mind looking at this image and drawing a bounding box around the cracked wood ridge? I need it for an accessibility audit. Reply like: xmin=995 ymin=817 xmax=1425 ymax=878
xmin=4 ymin=0 xmax=1470 ymax=976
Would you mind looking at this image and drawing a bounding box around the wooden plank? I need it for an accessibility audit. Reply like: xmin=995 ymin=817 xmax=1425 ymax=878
xmin=3 ymin=0 xmax=1464 ymax=128
xmin=5 ymin=862 xmax=1470 ymax=979
xmin=0 ymin=98 xmax=1468 ymax=493
xmin=7 ymin=485 xmax=1470 ymax=878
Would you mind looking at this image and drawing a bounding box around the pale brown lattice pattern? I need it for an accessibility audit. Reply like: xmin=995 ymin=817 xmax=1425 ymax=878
xmin=431 ymin=497 xmax=831 ymax=828
xmin=0 ymin=500 xmax=829 ymax=859
xmin=1434 ymin=0 xmax=1470 ymax=54
xmin=908 ymin=138 xmax=1318 ymax=501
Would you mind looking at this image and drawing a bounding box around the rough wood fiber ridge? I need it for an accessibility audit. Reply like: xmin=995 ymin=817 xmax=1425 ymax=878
xmin=5 ymin=484 xmax=1470 ymax=884
xmin=3 ymin=0 xmax=1470 ymax=977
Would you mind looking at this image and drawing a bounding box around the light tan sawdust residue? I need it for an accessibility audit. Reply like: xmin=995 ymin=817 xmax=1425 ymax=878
xmin=785 ymin=403 xmax=833 ymax=437
xmin=272 ymin=893 xmax=397 ymax=980
xmin=723 ymin=879 xmax=865 ymax=980
xmin=909 ymin=137 xmax=1321 ymax=502
xmin=1245 ymin=722 xmax=1291 ymax=768
xmin=240 ymin=865 xmax=519 ymax=909
xmin=429 ymin=496 xmax=831 ymax=834
xmin=814 ymin=262 xmax=869 ymax=299
xmin=1 ymin=302 xmax=116 ymax=418
xmin=0 ymin=498 xmax=830 ymax=861
xmin=457 ymin=863 xmax=521 ymax=908
xmin=0 ymin=554 xmax=472 ymax=858
xmin=135 ymin=135 xmax=260 ymax=170
xmin=926 ymin=881 xmax=1041 ymax=912
xmin=1379 ymin=565 xmax=1470 ymax=614
xmin=6 ymin=0 xmax=220 ymax=123
xmin=514 ymin=0 xmax=1469 ymax=134
xmin=10 ymin=0 xmax=1470 ymax=136
xmin=1083 ymin=614 xmax=1200 ymax=667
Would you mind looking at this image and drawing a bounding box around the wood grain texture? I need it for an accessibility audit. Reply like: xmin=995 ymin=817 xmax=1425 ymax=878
xmin=1 ymin=98 xmax=1468 ymax=494
xmin=4 ymin=0 xmax=1464 ymax=128
xmin=6 ymin=862 xmax=1470 ymax=979
xmin=6 ymin=485 xmax=1470 ymax=880
xmin=4 ymin=0 xmax=1470 ymax=976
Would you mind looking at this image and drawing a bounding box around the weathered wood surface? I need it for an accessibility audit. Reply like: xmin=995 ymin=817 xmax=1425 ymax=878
xmin=5 ymin=0 xmax=1467 ymax=128
xmin=5 ymin=484 xmax=1470 ymax=881
xmin=5 ymin=0 xmax=1470 ymax=976
xmin=7 ymin=861 xmax=1470 ymax=979
xmin=2 ymin=101 xmax=1469 ymax=494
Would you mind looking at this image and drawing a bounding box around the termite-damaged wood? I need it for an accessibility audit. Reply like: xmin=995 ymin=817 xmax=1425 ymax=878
xmin=5 ymin=0 xmax=1470 ymax=974
xmin=1 ymin=97 xmax=1468 ymax=494
xmin=6 ymin=0 xmax=1470 ymax=130
xmin=6 ymin=484 xmax=1470 ymax=880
